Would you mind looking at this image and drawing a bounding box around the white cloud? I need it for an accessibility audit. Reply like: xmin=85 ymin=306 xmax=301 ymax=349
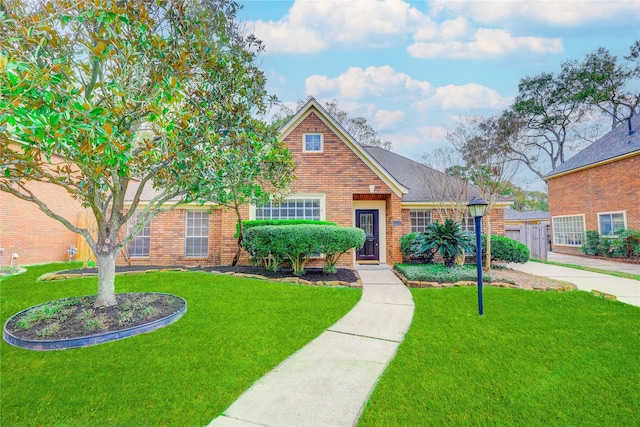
xmin=306 ymin=66 xmax=432 ymax=99
xmin=430 ymin=0 xmax=640 ymax=27
xmin=413 ymin=83 xmax=512 ymax=111
xmin=373 ymin=110 xmax=406 ymax=130
xmin=408 ymin=28 xmax=563 ymax=59
xmin=248 ymin=0 xmax=426 ymax=54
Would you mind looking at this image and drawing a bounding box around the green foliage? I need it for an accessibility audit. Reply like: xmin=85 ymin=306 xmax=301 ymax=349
xmin=0 ymin=0 xmax=277 ymax=306
xmin=581 ymin=230 xmax=602 ymax=255
xmin=236 ymin=219 xmax=337 ymax=238
xmin=480 ymin=234 xmax=530 ymax=264
xmin=580 ymin=229 xmax=640 ymax=259
xmin=317 ymin=227 xmax=365 ymax=274
xmin=414 ymin=219 xmax=474 ymax=267
xmin=400 ymin=232 xmax=436 ymax=263
xmin=242 ymin=225 xmax=365 ymax=275
xmin=395 ymin=264 xmax=492 ymax=283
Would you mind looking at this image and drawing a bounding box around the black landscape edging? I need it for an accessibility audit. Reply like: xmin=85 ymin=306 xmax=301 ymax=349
xmin=3 ymin=293 xmax=187 ymax=351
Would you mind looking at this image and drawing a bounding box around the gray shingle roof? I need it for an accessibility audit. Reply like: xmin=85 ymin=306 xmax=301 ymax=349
xmin=504 ymin=208 xmax=549 ymax=221
xmin=363 ymin=146 xmax=495 ymax=203
xmin=546 ymin=116 xmax=640 ymax=178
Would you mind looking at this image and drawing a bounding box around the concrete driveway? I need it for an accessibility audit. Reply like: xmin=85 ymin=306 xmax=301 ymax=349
xmin=509 ymin=252 xmax=640 ymax=307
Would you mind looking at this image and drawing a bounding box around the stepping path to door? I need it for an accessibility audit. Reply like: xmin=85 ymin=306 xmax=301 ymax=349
xmin=208 ymin=265 xmax=415 ymax=427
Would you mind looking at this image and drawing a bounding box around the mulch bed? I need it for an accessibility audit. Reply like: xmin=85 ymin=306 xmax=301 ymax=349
xmin=5 ymin=292 xmax=185 ymax=341
xmin=58 ymin=265 xmax=359 ymax=285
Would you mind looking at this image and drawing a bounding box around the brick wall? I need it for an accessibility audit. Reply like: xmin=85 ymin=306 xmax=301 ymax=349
xmin=0 ymin=181 xmax=85 ymax=266
xmin=548 ymin=154 xmax=640 ymax=254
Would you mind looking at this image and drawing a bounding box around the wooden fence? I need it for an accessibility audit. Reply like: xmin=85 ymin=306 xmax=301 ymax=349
xmin=505 ymin=224 xmax=549 ymax=260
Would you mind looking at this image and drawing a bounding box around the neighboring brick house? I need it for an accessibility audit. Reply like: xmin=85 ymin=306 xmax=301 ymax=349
xmin=0 ymin=152 xmax=89 ymax=266
xmin=120 ymin=98 xmax=511 ymax=268
xmin=545 ymin=116 xmax=640 ymax=255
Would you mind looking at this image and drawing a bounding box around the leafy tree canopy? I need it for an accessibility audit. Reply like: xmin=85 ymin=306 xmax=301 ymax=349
xmin=0 ymin=0 xmax=277 ymax=306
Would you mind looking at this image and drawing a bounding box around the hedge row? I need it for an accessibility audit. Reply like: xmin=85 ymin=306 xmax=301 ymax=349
xmin=581 ymin=229 xmax=640 ymax=259
xmin=242 ymin=225 xmax=365 ymax=275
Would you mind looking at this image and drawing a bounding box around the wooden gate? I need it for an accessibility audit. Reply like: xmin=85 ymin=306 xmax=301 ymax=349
xmin=505 ymin=224 xmax=548 ymax=260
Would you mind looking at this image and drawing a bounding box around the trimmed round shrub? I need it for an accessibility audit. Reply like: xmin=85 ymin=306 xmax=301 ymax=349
xmin=242 ymin=225 xmax=365 ymax=275
xmin=481 ymin=234 xmax=529 ymax=264
xmin=236 ymin=219 xmax=337 ymax=238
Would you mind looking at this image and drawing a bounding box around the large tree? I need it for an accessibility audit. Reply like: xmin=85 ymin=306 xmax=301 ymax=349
xmin=562 ymin=43 xmax=640 ymax=130
xmin=0 ymin=0 xmax=274 ymax=307
xmin=500 ymin=43 xmax=640 ymax=181
xmin=499 ymin=71 xmax=587 ymax=180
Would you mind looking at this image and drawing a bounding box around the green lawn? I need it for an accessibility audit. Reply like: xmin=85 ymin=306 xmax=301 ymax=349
xmin=359 ymin=287 xmax=640 ymax=426
xmin=0 ymin=263 xmax=361 ymax=426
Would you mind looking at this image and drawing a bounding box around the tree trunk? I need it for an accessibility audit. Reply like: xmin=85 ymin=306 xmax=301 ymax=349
xmin=232 ymin=203 xmax=243 ymax=266
xmin=95 ymin=252 xmax=118 ymax=308
xmin=484 ymin=214 xmax=492 ymax=270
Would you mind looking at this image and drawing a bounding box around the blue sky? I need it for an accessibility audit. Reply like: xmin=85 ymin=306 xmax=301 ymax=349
xmin=237 ymin=0 xmax=639 ymax=189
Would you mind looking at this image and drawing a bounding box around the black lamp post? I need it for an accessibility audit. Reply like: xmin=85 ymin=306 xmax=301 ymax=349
xmin=468 ymin=196 xmax=488 ymax=315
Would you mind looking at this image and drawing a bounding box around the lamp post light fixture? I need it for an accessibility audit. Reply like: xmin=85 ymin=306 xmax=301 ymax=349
xmin=468 ymin=196 xmax=488 ymax=315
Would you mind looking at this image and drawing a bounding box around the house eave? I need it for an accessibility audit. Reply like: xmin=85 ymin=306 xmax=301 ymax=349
xmin=401 ymin=200 xmax=513 ymax=209
xmin=544 ymin=151 xmax=640 ymax=180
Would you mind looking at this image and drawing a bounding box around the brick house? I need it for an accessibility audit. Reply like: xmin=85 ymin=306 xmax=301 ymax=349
xmin=119 ymin=98 xmax=510 ymax=268
xmin=545 ymin=116 xmax=640 ymax=255
xmin=0 ymin=151 xmax=90 ymax=266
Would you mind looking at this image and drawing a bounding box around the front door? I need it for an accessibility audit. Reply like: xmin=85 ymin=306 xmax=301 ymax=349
xmin=356 ymin=210 xmax=379 ymax=261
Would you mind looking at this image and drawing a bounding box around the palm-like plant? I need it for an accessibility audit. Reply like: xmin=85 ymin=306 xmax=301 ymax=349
xmin=414 ymin=219 xmax=474 ymax=267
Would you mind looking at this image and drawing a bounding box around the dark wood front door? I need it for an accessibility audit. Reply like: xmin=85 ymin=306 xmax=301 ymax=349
xmin=356 ymin=210 xmax=379 ymax=261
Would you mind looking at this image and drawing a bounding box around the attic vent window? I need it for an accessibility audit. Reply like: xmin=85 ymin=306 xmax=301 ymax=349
xmin=303 ymin=133 xmax=323 ymax=152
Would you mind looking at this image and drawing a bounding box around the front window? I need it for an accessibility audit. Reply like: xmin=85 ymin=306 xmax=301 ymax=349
xmin=303 ymin=133 xmax=323 ymax=152
xmin=598 ymin=211 xmax=626 ymax=236
xmin=552 ymin=215 xmax=585 ymax=246
xmin=409 ymin=210 xmax=432 ymax=232
xmin=255 ymin=197 xmax=322 ymax=220
xmin=127 ymin=211 xmax=150 ymax=258
xmin=460 ymin=212 xmax=476 ymax=233
xmin=185 ymin=211 xmax=209 ymax=257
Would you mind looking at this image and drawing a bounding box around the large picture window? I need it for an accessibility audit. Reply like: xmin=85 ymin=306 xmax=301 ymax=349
xmin=409 ymin=210 xmax=432 ymax=232
xmin=552 ymin=215 xmax=585 ymax=246
xmin=185 ymin=211 xmax=209 ymax=257
xmin=255 ymin=197 xmax=323 ymax=220
xmin=598 ymin=211 xmax=626 ymax=236
xmin=127 ymin=211 xmax=150 ymax=257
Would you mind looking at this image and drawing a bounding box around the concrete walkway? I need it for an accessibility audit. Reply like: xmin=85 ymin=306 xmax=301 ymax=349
xmin=547 ymin=252 xmax=640 ymax=275
xmin=509 ymin=253 xmax=640 ymax=307
xmin=208 ymin=265 xmax=414 ymax=427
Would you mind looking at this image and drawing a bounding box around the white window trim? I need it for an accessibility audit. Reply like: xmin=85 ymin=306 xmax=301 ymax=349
xmin=552 ymin=214 xmax=586 ymax=247
xmin=185 ymin=211 xmax=209 ymax=258
xmin=303 ymin=133 xmax=324 ymax=153
xmin=127 ymin=210 xmax=151 ymax=258
xmin=409 ymin=209 xmax=432 ymax=233
xmin=250 ymin=194 xmax=326 ymax=221
xmin=597 ymin=210 xmax=627 ymax=237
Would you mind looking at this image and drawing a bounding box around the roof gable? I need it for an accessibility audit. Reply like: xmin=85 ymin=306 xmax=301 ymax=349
xmin=278 ymin=98 xmax=408 ymax=197
xmin=546 ymin=116 xmax=640 ymax=179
